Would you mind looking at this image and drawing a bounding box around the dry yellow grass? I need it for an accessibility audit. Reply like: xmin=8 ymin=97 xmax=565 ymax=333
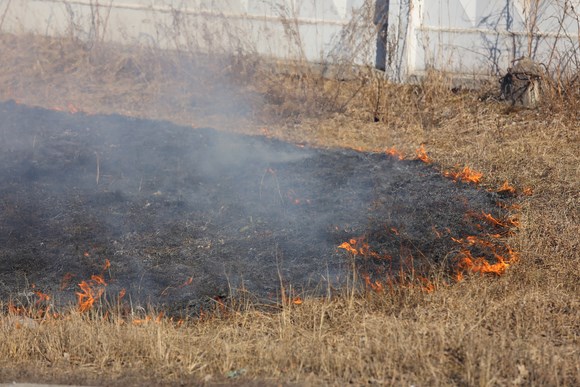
xmin=0 ymin=34 xmax=578 ymax=386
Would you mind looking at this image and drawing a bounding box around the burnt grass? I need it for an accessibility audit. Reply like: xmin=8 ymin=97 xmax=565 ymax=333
xmin=0 ymin=100 xmax=512 ymax=315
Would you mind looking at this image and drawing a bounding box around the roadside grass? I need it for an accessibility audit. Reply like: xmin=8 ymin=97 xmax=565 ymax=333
xmin=0 ymin=34 xmax=578 ymax=386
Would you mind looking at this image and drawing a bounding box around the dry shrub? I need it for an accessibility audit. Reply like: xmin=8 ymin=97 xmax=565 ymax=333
xmin=542 ymin=70 xmax=580 ymax=115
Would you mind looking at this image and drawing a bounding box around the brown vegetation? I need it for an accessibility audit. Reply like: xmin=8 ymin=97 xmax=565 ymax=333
xmin=0 ymin=34 xmax=578 ymax=386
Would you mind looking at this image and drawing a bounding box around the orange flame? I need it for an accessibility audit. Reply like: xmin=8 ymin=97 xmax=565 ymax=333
xmin=76 ymin=281 xmax=104 ymax=312
xmin=385 ymin=147 xmax=404 ymax=160
xmin=34 ymin=289 xmax=51 ymax=305
xmin=465 ymin=236 xmax=495 ymax=248
xmin=91 ymin=274 xmax=107 ymax=286
xmin=362 ymin=274 xmax=385 ymax=293
xmin=444 ymin=166 xmax=483 ymax=183
xmin=76 ymin=275 xmax=107 ymax=312
xmin=504 ymin=246 xmax=519 ymax=264
xmin=338 ymin=241 xmax=358 ymax=255
xmin=481 ymin=212 xmax=507 ymax=227
xmin=8 ymin=301 xmax=25 ymax=315
xmin=418 ymin=277 xmax=435 ymax=293
xmin=508 ymin=217 xmax=520 ymax=227
xmin=478 ymin=212 xmax=520 ymax=228
xmin=458 ymin=166 xmax=483 ymax=183
xmin=415 ymin=145 xmax=431 ymax=163
xmin=132 ymin=316 xmax=152 ymax=325
xmin=458 ymin=250 xmax=509 ymax=276
xmin=338 ymin=238 xmax=384 ymax=259
xmin=451 ymin=223 xmax=519 ymax=279
xmin=497 ymin=180 xmax=516 ymax=194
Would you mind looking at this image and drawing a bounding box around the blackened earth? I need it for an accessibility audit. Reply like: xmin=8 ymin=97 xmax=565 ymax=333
xmin=0 ymin=101 xmax=509 ymax=314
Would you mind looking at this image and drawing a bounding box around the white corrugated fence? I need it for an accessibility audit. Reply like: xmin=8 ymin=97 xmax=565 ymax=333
xmin=1 ymin=0 xmax=578 ymax=81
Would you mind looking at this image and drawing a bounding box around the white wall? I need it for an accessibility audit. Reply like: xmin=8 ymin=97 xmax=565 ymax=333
xmin=390 ymin=0 xmax=580 ymax=80
xmin=1 ymin=0 xmax=578 ymax=81
xmin=0 ymin=0 xmax=372 ymax=64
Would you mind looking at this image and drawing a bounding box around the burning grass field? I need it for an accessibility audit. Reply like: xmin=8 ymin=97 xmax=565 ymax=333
xmin=0 ymin=34 xmax=578 ymax=386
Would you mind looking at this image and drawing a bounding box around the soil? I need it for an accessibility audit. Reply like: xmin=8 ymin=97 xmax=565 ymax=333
xmin=0 ymin=100 xmax=512 ymax=315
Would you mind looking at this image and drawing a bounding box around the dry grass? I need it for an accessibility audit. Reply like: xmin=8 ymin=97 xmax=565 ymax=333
xmin=0 ymin=33 xmax=579 ymax=386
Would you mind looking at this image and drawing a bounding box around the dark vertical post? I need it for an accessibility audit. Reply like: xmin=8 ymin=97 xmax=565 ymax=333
xmin=374 ymin=0 xmax=390 ymax=71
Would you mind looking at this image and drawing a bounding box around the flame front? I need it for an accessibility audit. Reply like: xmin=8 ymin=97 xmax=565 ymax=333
xmin=76 ymin=264 xmax=109 ymax=312
xmin=76 ymin=277 xmax=106 ymax=312
xmin=340 ymin=207 xmax=519 ymax=289
xmin=416 ymin=145 xmax=431 ymax=163
xmin=444 ymin=166 xmax=483 ymax=183
xmin=385 ymin=147 xmax=404 ymax=160
xmin=452 ymin=232 xmax=519 ymax=278
xmin=33 ymin=289 xmax=51 ymax=304
xmin=338 ymin=237 xmax=385 ymax=259
xmin=457 ymin=250 xmax=509 ymax=275
xmin=498 ymin=180 xmax=516 ymax=194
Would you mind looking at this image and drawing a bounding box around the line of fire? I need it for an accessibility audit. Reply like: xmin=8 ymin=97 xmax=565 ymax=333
xmin=1 ymin=100 xmax=522 ymax=321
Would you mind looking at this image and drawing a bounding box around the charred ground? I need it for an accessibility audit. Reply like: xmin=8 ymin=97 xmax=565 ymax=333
xmin=0 ymin=100 xmax=511 ymax=313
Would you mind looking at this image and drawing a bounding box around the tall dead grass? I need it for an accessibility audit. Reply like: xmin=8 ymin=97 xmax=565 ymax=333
xmin=0 ymin=33 xmax=578 ymax=386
